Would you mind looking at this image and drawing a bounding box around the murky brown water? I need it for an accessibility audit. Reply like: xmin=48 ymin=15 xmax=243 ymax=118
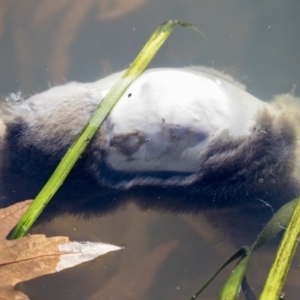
xmin=1 ymin=0 xmax=300 ymax=299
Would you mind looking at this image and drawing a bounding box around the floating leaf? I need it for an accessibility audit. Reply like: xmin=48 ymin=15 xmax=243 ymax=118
xmin=0 ymin=201 xmax=121 ymax=300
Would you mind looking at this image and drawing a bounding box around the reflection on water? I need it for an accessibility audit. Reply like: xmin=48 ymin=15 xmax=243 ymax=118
xmin=23 ymin=203 xmax=228 ymax=300
xmin=2 ymin=0 xmax=300 ymax=299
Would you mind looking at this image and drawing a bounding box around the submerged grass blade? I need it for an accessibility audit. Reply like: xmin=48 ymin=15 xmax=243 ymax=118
xmin=9 ymin=20 xmax=199 ymax=239
xmin=220 ymin=254 xmax=251 ymax=300
xmin=219 ymin=198 xmax=298 ymax=300
xmin=259 ymin=196 xmax=300 ymax=300
xmin=190 ymin=247 xmax=247 ymax=300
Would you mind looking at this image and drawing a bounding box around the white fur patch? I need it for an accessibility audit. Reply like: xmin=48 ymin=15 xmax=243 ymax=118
xmin=11 ymin=67 xmax=272 ymax=174
xmin=101 ymin=68 xmax=269 ymax=172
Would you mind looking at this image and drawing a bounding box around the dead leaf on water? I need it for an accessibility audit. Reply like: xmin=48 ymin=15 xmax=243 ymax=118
xmin=0 ymin=200 xmax=121 ymax=300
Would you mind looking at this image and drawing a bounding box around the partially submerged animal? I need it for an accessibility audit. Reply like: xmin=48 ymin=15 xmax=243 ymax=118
xmin=0 ymin=66 xmax=299 ymax=242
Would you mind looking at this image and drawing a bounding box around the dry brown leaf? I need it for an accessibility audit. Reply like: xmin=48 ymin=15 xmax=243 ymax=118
xmin=0 ymin=201 xmax=121 ymax=300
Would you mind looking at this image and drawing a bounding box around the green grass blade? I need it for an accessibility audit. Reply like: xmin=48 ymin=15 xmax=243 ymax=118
xmin=259 ymin=196 xmax=300 ymax=299
xmin=220 ymin=254 xmax=251 ymax=300
xmin=189 ymin=199 xmax=297 ymax=300
xmin=219 ymin=198 xmax=298 ymax=300
xmin=9 ymin=20 xmax=197 ymax=239
xmin=190 ymin=247 xmax=247 ymax=300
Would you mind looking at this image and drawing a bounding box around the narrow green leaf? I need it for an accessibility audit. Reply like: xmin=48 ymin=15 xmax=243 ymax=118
xmin=220 ymin=252 xmax=251 ymax=300
xmin=219 ymin=198 xmax=298 ymax=300
xmin=259 ymin=196 xmax=300 ymax=299
xmin=9 ymin=20 xmax=200 ymax=239
xmin=190 ymin=247 xmax=247 ymax=300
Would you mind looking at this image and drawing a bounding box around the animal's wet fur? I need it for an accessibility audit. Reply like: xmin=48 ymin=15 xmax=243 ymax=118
xmin=1 ymin=70 xmax=300 ymax=246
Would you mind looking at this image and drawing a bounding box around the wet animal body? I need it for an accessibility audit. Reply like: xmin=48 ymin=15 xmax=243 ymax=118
xmin=0 ymin=67 xmax=299 ymax=235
